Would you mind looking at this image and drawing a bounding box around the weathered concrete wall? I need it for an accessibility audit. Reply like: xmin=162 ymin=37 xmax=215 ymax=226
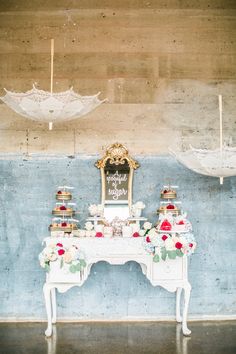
xmin=0 ymin=1 xmax=235 ymax=320
xmin=0 ymin=156 xmax=235 ymax=319
xmin=0 ymin=1 xmax=236 ymax=154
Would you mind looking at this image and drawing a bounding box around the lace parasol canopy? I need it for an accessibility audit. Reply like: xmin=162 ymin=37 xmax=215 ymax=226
xmin=1 ymin=85 xmax=105 ymax=126
xmin=0 ymin=39 xmax=106 ymax=129
xmin=170 ymin=145 xmax=236 ymax=185
xmin=170 ymin=95 xmax=236 ymax=184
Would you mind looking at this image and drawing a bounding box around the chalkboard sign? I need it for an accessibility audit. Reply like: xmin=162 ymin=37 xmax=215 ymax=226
xmin=104 ymin=160 xmax=129 ymax=203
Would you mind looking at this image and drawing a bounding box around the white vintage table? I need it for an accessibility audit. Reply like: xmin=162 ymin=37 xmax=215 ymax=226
xmin=43 ymin=237 xmax=192 ymax=337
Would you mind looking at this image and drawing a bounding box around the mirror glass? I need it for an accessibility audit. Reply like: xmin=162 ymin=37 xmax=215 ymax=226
xmin=95 ymin=143 xmax=139 ymax=222
xmin=104 ymin=159 xmax=130 ymax=221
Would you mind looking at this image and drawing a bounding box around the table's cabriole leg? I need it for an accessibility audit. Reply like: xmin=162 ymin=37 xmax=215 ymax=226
xmin=51 ymin=288 xmax=57 ymax=324
xmin=43 ymin=283 xmax=53 ymax=337
xmin=176 ymin=287 xmax=183 ymax=323
xmin=182 ymin=282 xmax=191 ymax=336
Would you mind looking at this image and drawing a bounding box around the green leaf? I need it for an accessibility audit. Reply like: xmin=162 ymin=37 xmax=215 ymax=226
xmin=76 ymin=263 xmax=81 ymax=272
xmin=80 ymin=259 xmax=86 ymax=267
xmin=69 ymin=264 xmax=77 ymax=273
xmin=153 ymin=254 xmax=160 ymax=263
xmin=45 ymin=263 xmax=50 ymax=273
xmin=144 ymin=229 xmax=151 ymax=236
xmin=161 ymin=247 xmax=167 ymax=261
xmin=60 ymin=258 xmax=64 ymax=269
xmin=176 ymin=249 xmax=184 ymax=257
xmin=167 ymin=250 xmax=177 ymax=259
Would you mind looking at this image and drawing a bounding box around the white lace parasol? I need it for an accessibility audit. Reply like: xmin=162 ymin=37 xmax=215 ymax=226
xmin=0 ymin=39 xmax=106 ymax=129
xmin=170 ymin=95 xmax=236 ymax=184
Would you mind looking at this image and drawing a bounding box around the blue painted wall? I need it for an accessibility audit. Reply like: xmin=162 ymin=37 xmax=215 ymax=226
xmin=0 ymin=156 xmax=235 ymax=319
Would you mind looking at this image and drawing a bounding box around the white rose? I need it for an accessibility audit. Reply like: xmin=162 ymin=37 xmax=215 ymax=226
xmin=44 ymin=246 xmax=54 ymax=256
xmin=97 ymin=205 xmax=104 ymax=215
xmin=69 ymin=246 xmax=79 ymax=260
xmin=139 ymin=229 xmax=146 ymax=237
xmin=143 ymin=222 xmax=152 ymax=230
xmin=148 ymin=228 xmax=158 ymax=237
xmin=165 ymin=238 xmax=175 ymax=251
xmin=85 ymin=222 xmax=94 ymax=231
xmin=48 ymin=253 xmax=57 ymax=262
xmin=135 ymin=201 xmax=145 ymax=209
xmin=178 ymin=236 xmax=188 ymax=246
xmin=63 ymin=251 xmax=73 ymax=263
xmin=88 ymin=204 xmax=97 ymax=216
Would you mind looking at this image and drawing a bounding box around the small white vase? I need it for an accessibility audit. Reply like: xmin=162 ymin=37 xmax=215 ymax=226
xmin=134 ymin=208 xmax=142 ymax=217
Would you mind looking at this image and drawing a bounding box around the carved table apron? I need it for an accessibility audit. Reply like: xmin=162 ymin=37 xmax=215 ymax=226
xmin=43 ymin=237 xmax=192 ymax=337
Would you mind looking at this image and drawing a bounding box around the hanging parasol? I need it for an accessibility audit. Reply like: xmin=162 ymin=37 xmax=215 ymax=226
xmin=170 ymin=95 xmax=236 ymax=185
xmin=0 ymin=39 xmax=106 ymax=130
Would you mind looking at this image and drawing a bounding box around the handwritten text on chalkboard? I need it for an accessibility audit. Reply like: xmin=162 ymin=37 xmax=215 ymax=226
xmin=105 ymin=170 xmax=128 ymax=201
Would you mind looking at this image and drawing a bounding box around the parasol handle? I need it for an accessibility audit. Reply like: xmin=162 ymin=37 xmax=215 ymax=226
xmin=219 ymin=94 xmax=223 ymax=184
xmin=50 ymin=39 xmax=54 ymax=94
xmin=49 ymin=39 xmax=54 ymax=130
xmin=219 ymin=94 xmax=223 ymax=151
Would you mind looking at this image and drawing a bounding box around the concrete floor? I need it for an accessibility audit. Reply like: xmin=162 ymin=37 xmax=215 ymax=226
xmin=0 ymin=321 xmax=235 ymax=354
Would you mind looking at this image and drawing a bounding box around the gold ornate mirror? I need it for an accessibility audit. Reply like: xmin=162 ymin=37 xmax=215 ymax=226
xmin=95 ymin=143 xmax=139 ymax=221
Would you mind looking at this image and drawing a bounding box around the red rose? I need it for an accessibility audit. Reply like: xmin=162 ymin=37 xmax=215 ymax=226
xmin=58 ymin=249 xmax=65 ymax=256
xmin=175 ymin=242 xmax=183 ymax=249
xmin=166 ymin=204 xmax=175 ymax=209
xmin=57 ymin=191 xmax=62 ymax=194
xmin=189 ymin=243 xmax=193 ymax=248
xmin=178 ymin=220 xmax=184 ymax=225
xmin=133 ymin=232 xmax=140 ymax=237
xmin=60 ymin=205 xmax=67 ymax=210
xmin=56 ymin=243 xmax=63 ymax=247
xmin=162 ymin=235 xmax=168 ymax=241
xmin=163 ymin=190 xmax=168 ymax=193
xmin=95 ymin=232 xmax=103 ymax=238
xmin=146 ymin=236 xmax=151 ymax=243
xmin=61 ymin=222 xmax=67 ymax=227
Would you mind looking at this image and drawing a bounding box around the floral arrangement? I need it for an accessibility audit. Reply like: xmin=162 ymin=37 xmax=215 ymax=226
xmin=39 ymin=242 xmax=86 ymax=273
xmin=142 ymin=222 xmax=196 ymax=262
xmin=131 ymin=201 xmax=146 ymax=217
xmin=88 ymin=204 xmax=104 ymax=217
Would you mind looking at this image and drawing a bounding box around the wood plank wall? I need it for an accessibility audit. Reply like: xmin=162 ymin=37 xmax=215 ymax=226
xmin=0 ymin=0 xmax=235 ymax=155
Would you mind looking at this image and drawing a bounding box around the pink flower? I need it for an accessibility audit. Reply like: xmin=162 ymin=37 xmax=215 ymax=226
xmin=189 ymin=243 xmax=193 ymax=248
xmin=146 ymin=236 xmax=151 ymax=243
xmin=162 ymin=235 xmax=168 ymax=241
xmin=133 ymin=232 xmax=140 ymax=237
xmin=58 ymin=249 xmax=65 ymax=256
xmin=95 ymin=232 xmax=103 ymax=238
xmin=175 ymin=242 xmax=183 ymax=249
xmin=56 ymin=243 xmax=63 ymax=247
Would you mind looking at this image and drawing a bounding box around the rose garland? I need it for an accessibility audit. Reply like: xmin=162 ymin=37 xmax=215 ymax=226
xmin=142 ymin=222 xmax=196 ymax=263
xmin=39 ymin=242 xmax=86 ymax=273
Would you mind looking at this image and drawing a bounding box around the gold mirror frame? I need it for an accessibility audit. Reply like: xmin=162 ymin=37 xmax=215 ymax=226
xmin=95 ymin=143 xmax=139 ymax=210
